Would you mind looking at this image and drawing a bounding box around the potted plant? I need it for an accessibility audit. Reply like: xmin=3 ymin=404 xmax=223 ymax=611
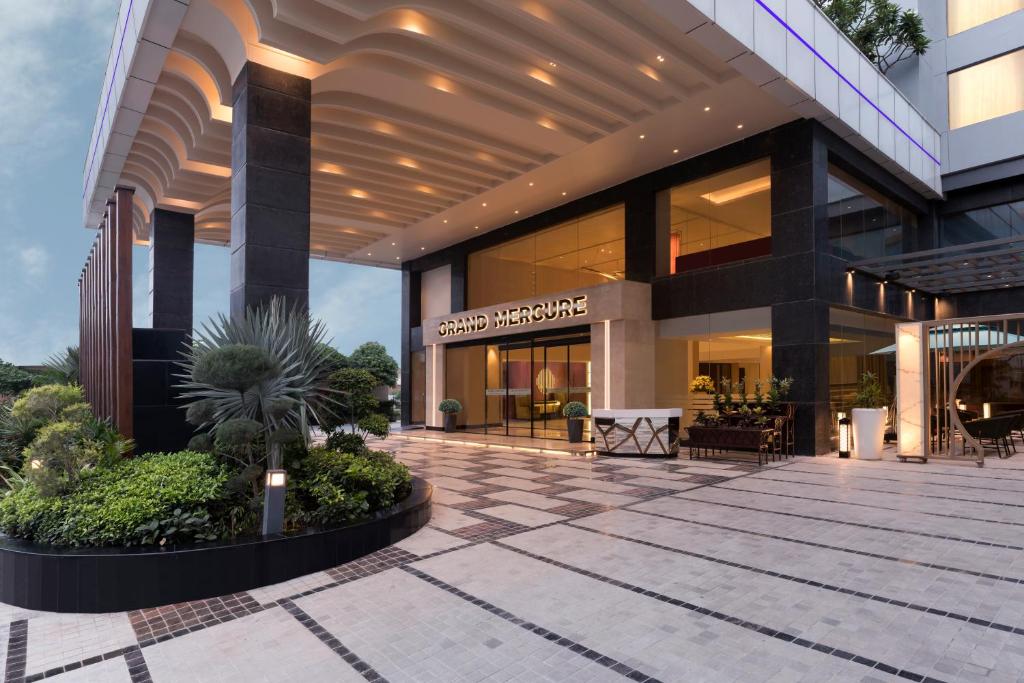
xmin=438 ymin=398 xmax=462 ymax=433
xmin=689 ymin=375 xmax=715 ymax=394
xmin=851 ymin=372 xmax=887 ymax=460
xmin=562 ymin=401 xmax=588 ymax=443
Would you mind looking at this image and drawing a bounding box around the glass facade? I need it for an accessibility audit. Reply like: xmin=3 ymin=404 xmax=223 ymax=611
xmin=941 ymin=199 xmax=1024 ymax=245
xmin=466 ymin=205 xmax=624 ymax=309
xmin=948 ymin=0 xmax=1024 ymax=36
xmin=949 ymin=49 xmax=1024 ymax=129
xmin=665 ymin=159 xmax=772 ymax=274
xmin=409 ymin=349 xmax=426 ymax=424
xmin=444 ymin=334 xmax=591 ymax=440
xmin=828 ymin=165 xmax=916 ymax=262
xmin=828 ymin=308 xmax=898 ymax=446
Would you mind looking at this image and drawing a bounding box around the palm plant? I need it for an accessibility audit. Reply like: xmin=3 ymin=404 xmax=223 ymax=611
xmin=43 ymin=346 xmax=80 ymax=385
xmin=176 ymin=298 xmax=340 ymax=469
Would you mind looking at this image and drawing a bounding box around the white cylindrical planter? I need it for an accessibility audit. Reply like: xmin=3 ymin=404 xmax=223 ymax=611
xmin=852 ymin=408 xmax=887 ymax=460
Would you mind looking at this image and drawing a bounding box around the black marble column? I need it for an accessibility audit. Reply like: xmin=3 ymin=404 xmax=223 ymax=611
xmin=400 ymin=268 xmax=421 ymax=426
xmin=230 ymin=62 xmax=311 ymax=318
xmin=149 ymin=209 xmax=194 ymax=331
xmin=770 ymin=123 xmax=832 ymax=455
xmin=624 ymin=189 xmax=660 ymax=282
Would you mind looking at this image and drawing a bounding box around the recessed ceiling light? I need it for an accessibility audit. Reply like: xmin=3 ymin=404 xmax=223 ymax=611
xmin=673 ymin=148 xmax=679 ymax=154
xmin=443 ymin=219 xmax=448 ymax=223
xmin=421 ymin=247 xmax=425 ymax=250
xmin=395 ymin=256 xmax=400 ymax=260
xmin=391 ymin=242 xmax=396 ymax=246
xmin=736 ymin=123 xmax=744 ymax=129
xmin=528 ymin=182 xmax=534 ymax=187
xmin=514 ymin=210 xmax=519 ymax=214
xmin=482 ymin=202 xmax=487 ymax=207
xmin=639 ymin=134 xmax=646 ymax=140
xmin=656 ymin=55 xmax=665 ymax=62
xmin=704 ymin=106 xmax=711 ymax=112
xmin=474 ymin=225 xmax=479 ymax=230
xmin=549 ymin=61 xmax=557 ymax=67
xmin=367 ymin=252 xmax=372 ymax=256
xmin=561 ymin=191 xmax=567 ymax=196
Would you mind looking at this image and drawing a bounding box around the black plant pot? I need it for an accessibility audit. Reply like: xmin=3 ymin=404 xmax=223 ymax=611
xmin=567 ymin=417 xmax=584 ymax=443
xmin=443 ymin=413 xmax=458 ymax=433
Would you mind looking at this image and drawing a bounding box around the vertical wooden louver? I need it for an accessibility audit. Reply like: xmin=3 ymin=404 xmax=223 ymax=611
xmin=78 ymin=186 xmax=134 ymax=440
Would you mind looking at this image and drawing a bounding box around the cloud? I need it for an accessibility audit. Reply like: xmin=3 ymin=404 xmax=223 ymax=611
xmin=18 ymin=246 xmax=50 ymax=277
xmin=310 ymin=262 xmax=401 ymax=358
xmin=0 ymin=1 xmax=116 ymax=174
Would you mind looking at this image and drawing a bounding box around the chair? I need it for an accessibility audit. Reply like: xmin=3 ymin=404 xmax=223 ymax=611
xmin=962 ymin=416 xmax=1015 ymax=459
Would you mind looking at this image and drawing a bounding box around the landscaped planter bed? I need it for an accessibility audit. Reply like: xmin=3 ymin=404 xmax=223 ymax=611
xmin=0 ymin=477 xmax=431 ymax=613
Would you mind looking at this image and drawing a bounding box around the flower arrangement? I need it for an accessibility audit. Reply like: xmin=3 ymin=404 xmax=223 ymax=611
xmin=438 ymin=398 xmax=462 ymax=414
xmin=689 ymin=375 xmax=715 ymax=394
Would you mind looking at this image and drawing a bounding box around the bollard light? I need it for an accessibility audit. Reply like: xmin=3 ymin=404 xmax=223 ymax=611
xmin=983 ymin=403 xmax=992 ymax=419
xmin=262 ymin=469 xmax=288 ymax=536
xmin=838 ymin=415 xmax=851 ymax=459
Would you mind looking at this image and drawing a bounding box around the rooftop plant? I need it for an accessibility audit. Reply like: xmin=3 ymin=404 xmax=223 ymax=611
xmin=813 ymin=0 xmax=929 ymax=74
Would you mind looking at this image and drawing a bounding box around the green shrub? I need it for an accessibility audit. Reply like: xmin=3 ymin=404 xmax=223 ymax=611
xmin=438 ymin=398 xmax=461 ymax=414
xmin=11 ymin=384 xmax=83 ymax=424
xmin=357 ymin=413 xmax=390 ymax=439
xmin=0 ymin=361 xmax=34 ymax=396
xmin=192 ymin=344 xmax=279 ymax=391
xmin=562 ymin=401 xmax=588 ymax=418
xmin=324 ymin=431 xmax=366 ymax=454
xmin=292 ymin=448 xmax=411 ymax=527
xmin=187 ymin=432 xmax=213 ymax=453
xmin=0 ymin=451 xmax=227 ymax=547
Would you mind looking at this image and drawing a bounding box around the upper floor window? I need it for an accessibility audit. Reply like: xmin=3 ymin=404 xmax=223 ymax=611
xmin=948 ymin=0 xmax=1024 ymax=35
xmin=466 ymin=205 xmax=624 ymax=309
xmin=949 ymin=49 xmax=1024 ymax=129
xmin=941 ymin=199 xmax=1024 ymax=246
xmin=665 ymin=159 xmax=772 ymax=274
xmin=828 ymin=165 xmax=916 ymax=262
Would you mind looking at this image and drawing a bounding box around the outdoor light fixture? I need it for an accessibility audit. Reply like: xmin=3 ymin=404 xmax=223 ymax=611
xmin=262 ymin=469 xmax=287 ymax=535
xmin=838 ymin=414 xmax=851 ymax=458
xmin=983 ymin=403 xmax=992 ymax=419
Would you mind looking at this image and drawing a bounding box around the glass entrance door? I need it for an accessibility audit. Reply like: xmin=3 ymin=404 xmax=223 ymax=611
xmin=479 ymin=334 xmax=591 ymax=440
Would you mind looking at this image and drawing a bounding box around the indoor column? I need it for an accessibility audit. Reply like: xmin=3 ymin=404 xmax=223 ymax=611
xmin=149 ymin=209 xmax=194 ymax=330
xmin=230 ymin=62 xmax=311 ymax=318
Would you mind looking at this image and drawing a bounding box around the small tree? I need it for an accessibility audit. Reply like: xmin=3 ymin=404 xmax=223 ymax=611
xmin=349 ymin=342 xmax=398 ymax=387
xmin=814 ymin=0 xmax=929 ymax=74
xmin=326 ymin=368 xmax=380 ymax=434
xmin=0 ymin=361 xmax=34 ymax=396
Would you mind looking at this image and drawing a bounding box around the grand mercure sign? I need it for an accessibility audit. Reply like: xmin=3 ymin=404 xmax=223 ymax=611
xmin=438 ymin=295 xmax=587 ymax=338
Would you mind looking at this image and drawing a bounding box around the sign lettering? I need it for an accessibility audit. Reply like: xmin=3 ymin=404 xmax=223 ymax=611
xmin=437 ymin=295 xmax=587 ymax=339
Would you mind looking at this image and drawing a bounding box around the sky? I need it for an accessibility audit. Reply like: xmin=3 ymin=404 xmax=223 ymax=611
xmin=0 ymin=1 xmax=400 ymax=367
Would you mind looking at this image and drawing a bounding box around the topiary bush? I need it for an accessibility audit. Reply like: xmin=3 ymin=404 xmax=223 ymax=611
xmin=0 ymin=361 xmax=34 ymax=396
xmin=357 ymin=413 xmax=390 ymax=440
xmin=192 ymin=344 xmax=279 ymax=392
xmin=291 ymin=448 xmax=411 ymax=528
xmin=562 ymin=401 xmax=588 ymax=418
xmin=11 ymin=384 xmax=84 ymax=425
xmin=324 ymin=431 xmax=366 ymax=454
xmin=0 ymin=451 xmax=227 ymax=547
xmin=438 ymin=398 xmax=462 ymax=414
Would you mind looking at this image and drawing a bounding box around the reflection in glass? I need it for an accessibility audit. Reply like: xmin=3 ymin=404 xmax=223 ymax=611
xmin=941 ymin=200 xmax=1024 ymax=246
xmin=828 ymin=165 xmax=915 ymax=262
xmin=666 ymin=159 xmax=771 ymax=274
xmin=467 ymin=205 xmax=625 ymax=309
xmin=829 ymin=308 xmax=898 ymax=446
xmin=409 ymin=350 xmax=426 ymax=424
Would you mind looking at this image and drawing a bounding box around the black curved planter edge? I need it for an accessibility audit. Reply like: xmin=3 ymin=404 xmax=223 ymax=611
xmin=0 ymin=477 xmax=432 ymax=613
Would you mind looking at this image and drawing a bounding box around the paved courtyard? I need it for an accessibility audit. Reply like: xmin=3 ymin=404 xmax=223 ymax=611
xmin=4 ymin=439 xmax=1024 ymax=682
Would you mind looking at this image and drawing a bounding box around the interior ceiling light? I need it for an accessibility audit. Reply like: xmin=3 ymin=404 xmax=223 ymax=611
xmin=474 ymin=225 xmax=479 ymax=230
xmin=396 ymin=157 xmax=418 ymax=169
xmin=704 ymin=106 xmax=711 ymax=111
xmin=514 ymin=210 xmax=519 ymax=214
xmin=528 ymin=182 xmax=534 ymax=187
xmin=549 ymin=61 xmax=557 ymax=67
xmin=391 ymin=242 xmax=396 ymax=246
xmin=429 ymin=75 xmax=454 ymax=93
xmin=482 ymin=202 xmax=487 ymax=207
xmin=700 ymin=176 xmax=771 ymax=205
xmin=316 ymin=162 xmax=345 ymax=175
xmin=421 ymin=246 xmax=425 ymax=250
xmin=737 ymin=123 xmax=744 ymax=129
xmin=367 ymin=252 xmax=372 ymax=256
xmin=443 ymin=219 xmax=448 ymax=223
xmin=561 ymin=191 xmax=567 ymax=196
xmin=374 ymin=121 xmax=397 ymax=135
xmin=656 ymin=54 xmax=665 ymax=62
xmin=673 ymin=148 xmax=679 ymax=154
xmin=415 ymin=185 xmax=434 ymax=194
xmin=349 ymin=189 xmax=369 ymax=199
xmin=538 ymin=118 xmax=556 ymax=130
xmin=639 ymin=134 xmax=646 ymax=140
xmin=732 ymin=334 xmax=773 ymax=342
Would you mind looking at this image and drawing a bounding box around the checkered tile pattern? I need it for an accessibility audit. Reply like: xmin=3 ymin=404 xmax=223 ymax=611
xmin=10 ymin=434 xmax=1024 ymax=681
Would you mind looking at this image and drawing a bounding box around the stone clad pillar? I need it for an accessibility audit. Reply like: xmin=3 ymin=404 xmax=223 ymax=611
xmin=149 ymin=209 xmax=194 ymax=330
xmin=230 ymin=62 xmax=311 ymax=318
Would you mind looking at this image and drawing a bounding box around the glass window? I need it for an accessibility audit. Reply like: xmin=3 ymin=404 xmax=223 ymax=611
xmin=666 ymin=159 xmax=771 ymax=274
xmin=409 ymin=349 xmax=426 ymax=424
xmin=941 ymin=199 xmax=1024 ymax=245
xmin=467 ymin=205 xmax=624 ymax=309
xmin=949 ymin=49 xmax=1024 ymax=129
xmin=828 ymin=165 xmax=916 ymax=262
xmin=948 ymin=0 xmax=1024 ymax=36
xmin=828 ymin=308 xmax=898 ymax=449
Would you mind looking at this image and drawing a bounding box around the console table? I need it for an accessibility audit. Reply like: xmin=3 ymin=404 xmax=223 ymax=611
xmin=592 ymin=409 xmax=682 ymax=457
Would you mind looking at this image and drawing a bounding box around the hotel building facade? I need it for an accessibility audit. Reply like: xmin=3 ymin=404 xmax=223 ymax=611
xmin=81 ymin=0 xmax=1024 ymax=455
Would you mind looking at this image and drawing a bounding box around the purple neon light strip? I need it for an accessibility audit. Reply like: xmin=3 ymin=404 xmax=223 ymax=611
xmin=752 ymin=0 xmax=940 ymax=167
xmin=83 ymin=0 xmax=136 ymax=199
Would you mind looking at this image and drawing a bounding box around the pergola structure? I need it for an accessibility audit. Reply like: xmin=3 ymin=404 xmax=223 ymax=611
xmin=852 ymin=236 xmax=1024 ymax=294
